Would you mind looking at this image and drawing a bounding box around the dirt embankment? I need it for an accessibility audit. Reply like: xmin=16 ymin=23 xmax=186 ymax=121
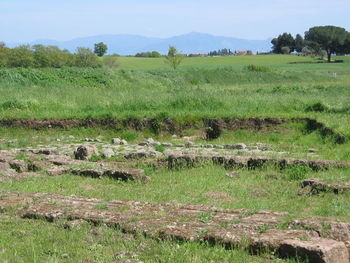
xmin=0 ymin=117 xmax=346 ymax=143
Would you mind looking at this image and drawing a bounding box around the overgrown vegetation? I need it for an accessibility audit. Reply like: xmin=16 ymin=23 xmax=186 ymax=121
xmin=0 ymin=43 xmax=118 ymax=68
xmin=0 ymin=54 xmax=349 ymax=263
xmin=0 ymin=55 xmax=349 ymax=136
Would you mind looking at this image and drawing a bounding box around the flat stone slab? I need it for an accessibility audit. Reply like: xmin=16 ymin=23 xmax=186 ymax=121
xmin=71 ymin=167 xmax=149 ymax=182
xmin=278 ymin=238 xmax=349 ymax=263
xmin=0 ymin=191 xmax=348 ymax=263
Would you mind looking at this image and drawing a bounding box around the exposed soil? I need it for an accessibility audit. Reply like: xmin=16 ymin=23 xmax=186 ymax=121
xmin=0 ymin=117 xmax=345 ymax=143
xmin=168 ymin=154 xmax=349 ymax=171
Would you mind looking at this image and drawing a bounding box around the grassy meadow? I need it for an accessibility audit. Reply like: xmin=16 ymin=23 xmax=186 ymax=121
xmin=1 ymin=54 xmax=350 ymax=263
xmin=0 ymin=55 xmax=349 ymax=135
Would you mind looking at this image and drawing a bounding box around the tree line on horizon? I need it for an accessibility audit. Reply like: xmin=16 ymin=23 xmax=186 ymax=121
xmin=208 ymin=49 xmax=253 ymax=56
xmin=271 ymin=25 xmax=350 ymax=62
xmin=1 ymin=25 xmax=350 ymax=68
xmin=0 ymin=42 xmax=118 ymax=68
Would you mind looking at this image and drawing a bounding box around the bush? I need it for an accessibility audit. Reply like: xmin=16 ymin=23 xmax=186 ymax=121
xmin=284 ymin=165 xmax=312 ymax=181
xmin=0 ymin=44 xmax=105 ymax=68
xmin=281 ymin=46 xmax=291 ymax=54
xmin=155 ymin=145 xmax=166 ymax=153
xmin=0 ymin=100 xmax=25 ymax=110
xmin=305 ymin=102 xmax=328 ymax=112
xmin=119 ymin=130 xmax=139 ymax=142
xmin=103 ymin=55 xmax=119 ymax=69
xmin=75 ymin=47 xmax=100 ymax=67
xmin=135 ymin=51 xmax=161 ymax=58
xmin=33 ymin=44 xmax=73 ymax=68
xmin=302 ymin=46 xmax=314 ymax=56
xmin=245 ymin=64 xmax=273 ymax=72
xmin=7 ymin=45 xmax=34 ymax=68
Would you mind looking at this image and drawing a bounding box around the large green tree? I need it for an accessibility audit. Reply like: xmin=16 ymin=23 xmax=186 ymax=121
xmin=294 ymin=34 xmax=305 ymax=53
xmin=305 ymin=26 xmax=349 ymax=62
xmin=94 ymin=42 xmax=108 ymax=57
xmin=271 ymin=33 xmax=295 ymax=54
xmin=346 ymin=34 xmax=350 ymax=53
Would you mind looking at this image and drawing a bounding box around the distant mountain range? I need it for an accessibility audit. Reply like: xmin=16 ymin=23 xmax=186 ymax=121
xmin=9 ymin=32 xmax=272 ymax=55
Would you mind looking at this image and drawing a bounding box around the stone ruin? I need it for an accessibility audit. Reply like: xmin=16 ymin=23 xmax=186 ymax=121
xmin=0 ymin=139 xmax=350 ymax=262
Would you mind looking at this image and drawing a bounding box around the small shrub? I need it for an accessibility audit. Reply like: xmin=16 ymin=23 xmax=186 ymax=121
xmin=245 ymin=64 xmax=273 ymax=73
xmin=197 ymin=212 xmax=212 ymax=223
xmin=272 ymin=86 xmax=283 ymax=93
xmin=0 ymin=100 xmax=25 ymax=110
xmin=89 ymin=155 xmax=102 ymax=162
xmin=155 ymin=145 xmax=165 ymax=153
xmin=284 ymin=165 xmax=312 ymax=180
xmin=94 ymin=203 xmax=109 ymax=210
xmin=103 ymin=55 xmax=119 ymax=69
xmin=281 ymin=46 xmax=291 ymax=54
xmin=313 ymin=85 xmax=326 ymax=90
xmin=120 ymin=130 xmax=138 ymax=142
xmin=305 ymin=102 xmax=328 ymax=112
xmin=189 ymin=79 xmax=199 ymax=85
xmin=15 ymin=152 xmax=26 ymax=160
xmin=138 ymin=163 xmax=154 ymax=176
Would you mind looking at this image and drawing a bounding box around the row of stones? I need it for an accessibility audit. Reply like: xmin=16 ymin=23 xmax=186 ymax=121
xmin=0 ymin=148 xmax=148 ymax=183
xmin=0 ymin=191 xmax=349 ymax=263
xmin=1 ymin=145 xmax=348 ymax=184
xmin=299 ymin=179 xmax=350 ymax=195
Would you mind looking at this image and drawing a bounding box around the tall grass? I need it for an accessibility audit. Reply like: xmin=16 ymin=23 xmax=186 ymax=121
xmin=0 ymin=58 xmax=349 ymax=135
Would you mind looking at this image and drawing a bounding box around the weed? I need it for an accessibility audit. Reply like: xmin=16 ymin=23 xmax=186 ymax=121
xmin=89 ymin=155 xmax=103 ymax=162
xmin=116 ymin=205 xmax=130 ymax=212
xmin=298 ymin=236 xmax=311 ymax=242
xmin=127 ymin=217 xmax=138 ymax=223
xmin=155 ymin=145 xmax=166 ymax=153
xmin=197 ymin=212 xmax=212 ymax=223
xmin=94 ymin=203 xmax=109 ymax=210
xmin=305 ymin=102 xmax=328 ymax=112
xmin=197 ymin=228 xmax=209 ymax=236
xmin=15 ymin=152 xmax=26 ymax=160
xmin=284 ymin=165 xmax=312 ymax=181
xmin=256 ymin=225 xmax=269 ymax=233
xmin=320 ymin=222 xmax=332 ymax=237
xmin=245 ymin=64 xmax=273 ymax=72
xmin=120 ymin=130 xmax=139 ymax=142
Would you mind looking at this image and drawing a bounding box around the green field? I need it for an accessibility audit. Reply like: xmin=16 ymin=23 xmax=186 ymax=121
xmin=1 ymin=54 xmax=350 ymax=263
xmin=0 ymin=55 xmax=349 ymax=135
xmin=117 ymin=54 xmax=316 ymax=70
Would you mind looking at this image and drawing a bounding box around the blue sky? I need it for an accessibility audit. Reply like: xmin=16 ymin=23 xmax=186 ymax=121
xmin=1 ymin=0 xmax=349 ymax=43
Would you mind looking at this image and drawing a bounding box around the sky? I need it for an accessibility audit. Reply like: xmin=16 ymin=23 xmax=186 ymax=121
xmin=1 ymin=0 xmax=349 ymax=43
